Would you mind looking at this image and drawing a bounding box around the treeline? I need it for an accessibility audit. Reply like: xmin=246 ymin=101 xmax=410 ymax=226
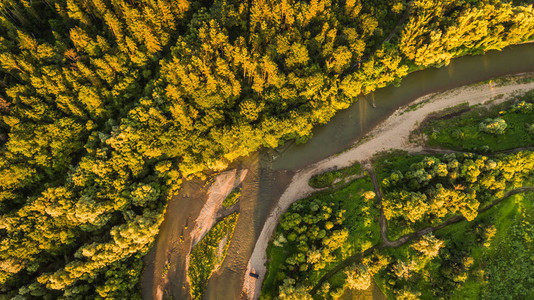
xmin=0 ymin=0 xmax=534 ymax=297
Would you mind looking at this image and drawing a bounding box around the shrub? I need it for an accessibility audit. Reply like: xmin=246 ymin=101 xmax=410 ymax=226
xmin=344 ymin=264 xmax=372 ymax=290
xmin=510 ymin=100 xmax=533 ymax=113
xmin=222 ymin=188 xmax=240 ymax=208
xmin=411 ymin=233 xmax=444 ymax=258
xmin=478 ymin=118 xmax=507 ymax=135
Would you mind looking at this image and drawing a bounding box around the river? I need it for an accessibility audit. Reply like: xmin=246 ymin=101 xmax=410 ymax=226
xmin=141 ymin=42 xmax=534 ymax=300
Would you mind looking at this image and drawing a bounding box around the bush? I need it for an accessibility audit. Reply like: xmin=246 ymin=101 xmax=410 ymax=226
xmin=479 ymin=118 xmax=507 ymax=135
xmin=510 ymin=100 xmax=533 ymax=113
xmin=222 ymin=188 xmax=240 ymax=208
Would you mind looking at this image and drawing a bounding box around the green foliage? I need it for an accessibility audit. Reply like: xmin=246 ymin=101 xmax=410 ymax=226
xmin=374 ymin=192 xmax=534 ymax=300
xmin=222 ymin=188 xmax=240 ymax=208
xmin=376 ymin=151 xmax=534 ymax=239
xmin=421 ymin=91 xmax=534 ymax=152
xmin=188 ymin=212 xmax=239 ymax=299
xmin=399 ymin=0 xmax=534 ymax=67
xmin=370 ymin=148 xmax=534 ymax=299
xmin=478 ymin=118 xmax=507 ymax=135
xmin=262 ymin=177 xmax=379 ymax=299
xmin=267 ymin=148 xmax=534 ymax=300
xmin=92 ymin=255 xmax=145 ymax=300
xmin=0 ymin=0 xmax=533 ymax=296
xmin=268 ymin=148 xmax=534 ymax=299
xmin=309 ymin=163 xmax=363 ymax=188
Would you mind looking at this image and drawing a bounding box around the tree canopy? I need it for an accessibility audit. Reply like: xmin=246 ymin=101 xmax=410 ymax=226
xmin=0 ymin=0 xmax=533 ymax=297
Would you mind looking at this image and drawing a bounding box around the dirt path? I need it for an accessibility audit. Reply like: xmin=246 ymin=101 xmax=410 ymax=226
xmin=242 ymin=77 xmax=534 ymax=299
xmin=367 ymin=165 xmax=392 ymax=247
xmin=310 ymin=180 xmax=534 ymax=294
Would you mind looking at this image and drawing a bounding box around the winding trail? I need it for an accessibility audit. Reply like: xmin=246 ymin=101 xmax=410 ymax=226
xmin=367 ymin=165 xmax=392 ymax=247
xmin=310 ymin=163 xmax=534 ymax=295
xmin=242 ymin=77 xmax=534 ymax=300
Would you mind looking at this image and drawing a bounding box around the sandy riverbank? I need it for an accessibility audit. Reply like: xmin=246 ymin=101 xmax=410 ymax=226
xmin=191 ymin=169 xmax=248 ymax=247
xmin=142 ymin=169 xmax=247 ymax=300
xmin=184 ymin=169 xmax=248 ymax=294
xmin=242 ymin=76 xmax=534 ymax=299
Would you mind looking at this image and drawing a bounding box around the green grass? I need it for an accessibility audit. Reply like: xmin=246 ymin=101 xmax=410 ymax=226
xmin=309 ymin=163 xmax=363 ymax=188
xmin=262 ymin=176 xmax=380 ymax=299
xmin=438 ymin=192 xmax=532 ymax=299
xmin=222 ymin=188 xmax=240 ymax=208
xmin=478 ymin=192 xmax=534 ymax=298
xmin=434 ymin=195 xmax=523 ymax=298
xmin=187 ymin=212 xmax=239 ymax=299
xmin=420 ymin=90 xmax=534 ymax=152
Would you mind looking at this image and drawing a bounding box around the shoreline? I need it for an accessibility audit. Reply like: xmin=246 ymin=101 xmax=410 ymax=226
xmin=184 ymin=169 xmax=248 ymax=297
xmin=241 ymin=74 xmax=534 ymax=299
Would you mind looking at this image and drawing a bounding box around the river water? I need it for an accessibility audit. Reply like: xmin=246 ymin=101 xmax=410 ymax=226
xmin=272 ymin=43 xmax=534 ymax=170
xmin=143 ymin=43 xmax=534 ymax=300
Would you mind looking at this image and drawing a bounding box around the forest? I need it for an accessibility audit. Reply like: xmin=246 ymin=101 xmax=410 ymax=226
xmin=0 ymin=0 xmax=534 ymax=298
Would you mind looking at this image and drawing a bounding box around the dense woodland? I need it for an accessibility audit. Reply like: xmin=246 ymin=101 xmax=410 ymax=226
xmin=1 ymin=0 xmax=534 ymax=298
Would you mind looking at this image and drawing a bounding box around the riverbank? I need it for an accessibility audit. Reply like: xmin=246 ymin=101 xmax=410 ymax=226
xmin=141 ymin=169 xmax=247 ymax=300
xmin=242 ymin=74 xmax=534 ymax=299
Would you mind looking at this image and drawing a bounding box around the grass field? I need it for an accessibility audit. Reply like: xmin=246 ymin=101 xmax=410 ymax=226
xmin=309 ymin=163 xmax=363 ymax=188
xmin=420 ymin=90 xmax=534 ymax=152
